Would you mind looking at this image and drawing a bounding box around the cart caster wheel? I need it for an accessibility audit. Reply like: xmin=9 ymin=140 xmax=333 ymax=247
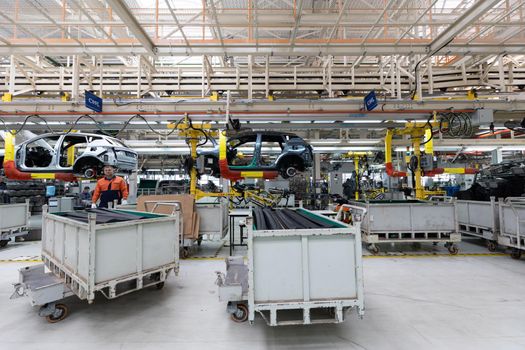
xmin=486 ymin=241 xmax=497 ymax=252
xmin=156 ymin=282 xmax=165 ymax=290
xmin=230 ymin=304 xmax=248 ymax=323
xmin=367 ymin=244 xmax=379 ymax=254
xmin=45 ymin=304 xmax=69 ymax=323
xmin=0 ymin=240 xmax=8 ymax=248
xmin=448 ymin=245 xmax=459 ymax=255
xmin=511 ymin=248 xmax=522 ymax=260
xmin=181 ymin=248 xmax=190 ymax=259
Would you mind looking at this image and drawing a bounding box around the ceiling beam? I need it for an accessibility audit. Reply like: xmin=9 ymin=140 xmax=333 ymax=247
xmin=290 ymin=0 xmax=305 ymax=47
xmin=105 ymin=0 xmax=156 ymax=55
xmin=69 ymin=0 xmax=118 ymax=45
xmin=28 ymin=0 xmax=84 ymax=47
xmin=0 ymin=12 xmax=46 ymax=46
xmin=326 ymin=0 xmax=352 ymax=45
xmin=164 ymin=0 xmax=191 ymax=51
xmin=428 ymin=0 xmax=503 ymax=55
xmin=395 ymin=0 xmax=438 ymax=44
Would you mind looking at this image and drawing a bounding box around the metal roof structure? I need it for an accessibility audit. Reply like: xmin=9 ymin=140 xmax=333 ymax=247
xmin=0 ymin=0 xmax=524 ymax=163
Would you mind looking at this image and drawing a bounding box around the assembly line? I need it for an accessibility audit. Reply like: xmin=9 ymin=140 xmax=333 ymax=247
xmin=1 ymin=1 xmax=525 ymax=349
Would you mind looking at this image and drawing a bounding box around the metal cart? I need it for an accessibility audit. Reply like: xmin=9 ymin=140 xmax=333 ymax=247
xmin=456 ymin=197 xmax=499 ymax=251
xmin=351 ymin=199 xmax=460 ymax=254
xmin=0 ymin=200 xmax=30 ymax=247
xmin=11 ymin=206 xmax=180 ymax=323
xmin=497 ymin=197 xmax=525 ymax=259
xmin=216 ymin=207 xmax=364 ymax=326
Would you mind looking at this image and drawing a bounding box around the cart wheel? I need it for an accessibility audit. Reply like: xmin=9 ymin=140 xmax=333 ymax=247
xmin=511 ymin=248 xmax=522 ymax=260
xmin=367 ymin=244 xmax=380 ymax=254
xmin=45 ymin=304 xmax=69 ymax=323
xmin=230 ymin=304 xmax=248 ymax=323
xmin=181 ymin=248 xmax=190 ymax=259
xmin=448 ymin=245 xmax=459 ymax=255
xmin=0 ymin=240 xmax=9 ymax=248
xmin=486 ymin=241 xmax=497 ymax=252
xmin=156 ymin=282 xmax=165 ymax=290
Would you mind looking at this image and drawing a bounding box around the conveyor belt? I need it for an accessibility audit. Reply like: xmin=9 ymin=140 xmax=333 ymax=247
xmin=253 ymin=208 xmax=338 ymax=230
xmin=55 ymin=208 xmax=153 ymax=224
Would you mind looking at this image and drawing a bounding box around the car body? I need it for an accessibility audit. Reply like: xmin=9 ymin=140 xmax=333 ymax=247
xmin=197 ymin=131 xmax=313 ymax=178
xmin=15 ymin=132 xmax=138 ymax=178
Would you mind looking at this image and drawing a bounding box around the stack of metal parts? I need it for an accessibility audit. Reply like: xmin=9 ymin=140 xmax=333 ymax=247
xmin=252 ymin=208 xmax=336 ymax=230
xmin=0 ymin=180 xmax=47 ymax=213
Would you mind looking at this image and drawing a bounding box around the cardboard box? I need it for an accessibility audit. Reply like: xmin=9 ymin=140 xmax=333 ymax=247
xmin=137 ymin=194 xmax=200 ymax=239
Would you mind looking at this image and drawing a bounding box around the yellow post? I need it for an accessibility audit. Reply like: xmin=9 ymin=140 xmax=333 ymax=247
xmin=4 ymin=131 xmax=15 ymax=161
xmin=354 ymin=155 xmax=359 ymax=200
xmin=413 ymin=136 xmax=425 ymax=199
xmin=67 ymin=146 xmax=75 ymax=166
xmin=424 ymin=128 xmax=433 ymax=155
xmin=1 ymin=93 xmax=12 ymax=102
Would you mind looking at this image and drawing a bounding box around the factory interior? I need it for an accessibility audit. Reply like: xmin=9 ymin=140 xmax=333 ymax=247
xmin=1 ymin=0 xmax=525 ymax=349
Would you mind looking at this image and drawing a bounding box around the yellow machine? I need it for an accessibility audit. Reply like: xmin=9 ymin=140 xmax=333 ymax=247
xmin=384 ymin=114 xmax=477 ymax=199
xmin=171 ymin=116 xmax=284 ymax=207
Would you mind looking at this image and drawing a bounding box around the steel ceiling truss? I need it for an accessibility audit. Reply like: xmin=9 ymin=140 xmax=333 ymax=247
xmin=3 ymin=54 xmax=525 ymax=98
xmin=0 ymin=1 xmax=523 ymax=58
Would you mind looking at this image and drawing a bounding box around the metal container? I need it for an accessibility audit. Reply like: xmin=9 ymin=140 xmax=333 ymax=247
xmin=351 ymin=199 xmax=460 ymax=254
xmin=217 ymin=208 xmax=364 ymax=326
xmin=456 ymin=198 xmax=499 ymax=250
xmin=196 ymin=198 xmax=228 ymax=238
xmin=41 ymin=207 xmax=180 ymax=303
xmin=497 ymin=198 xmax=525 ymax=259
xmin=0 ymin=200 xmax=30 ymax=246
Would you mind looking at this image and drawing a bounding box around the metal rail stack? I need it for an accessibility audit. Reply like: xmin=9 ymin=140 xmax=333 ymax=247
xmin=217 ymin=207 xmax=364 ymax=326
xmin=12 ymin=206 xmax=181 ymax=323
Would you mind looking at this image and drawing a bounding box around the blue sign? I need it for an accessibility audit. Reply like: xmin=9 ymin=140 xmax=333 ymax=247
xmin=85 ymin=91 xmax=102 ymax=113
xmin=364 ymin=90 xmax=378 ymax=111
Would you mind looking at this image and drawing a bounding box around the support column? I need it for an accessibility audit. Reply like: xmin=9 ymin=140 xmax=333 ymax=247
xmin=71 ymin=55 xmax=80 ymax=101
xmin=248 ymin=54 xmax=253 ymax=99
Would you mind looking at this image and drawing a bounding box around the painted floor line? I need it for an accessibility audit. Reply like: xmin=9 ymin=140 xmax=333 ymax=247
xmin=0 ymin=252 xmax=509 ymax=263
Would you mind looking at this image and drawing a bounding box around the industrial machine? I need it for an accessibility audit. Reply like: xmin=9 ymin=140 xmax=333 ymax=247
xmin=384 ymin=113 xmax=478 ymax=200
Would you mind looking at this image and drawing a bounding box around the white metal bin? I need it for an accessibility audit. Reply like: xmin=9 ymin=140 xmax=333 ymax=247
xmin=0 ymin=200 xmax=30 ymax=247
xmin=196 ymin=198 xmax=228 ymax=238
xmin=217 ymin=208 xmax=364 ymax=326
xmin=351 ymin=199 xmax=460 ymax=254
xmin=41 ymin=207 xmax=180 ymax=303
xmin=497 ymin=198 xmax=525 ymax=259
xmin=456 ymin=198 xmax=499 ymax=251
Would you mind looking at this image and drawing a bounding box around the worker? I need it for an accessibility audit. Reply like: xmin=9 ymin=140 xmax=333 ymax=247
xmin=342 ymin=178 xmax=354 ymax=200
xmin=92 ymin=165 xmax=128 ymax=208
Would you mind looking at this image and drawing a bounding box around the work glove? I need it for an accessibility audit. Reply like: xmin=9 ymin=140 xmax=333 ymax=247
xmin=121 ymin=199 xmax=128 ymax=205
xmin=91 ymin=203 xmax=97 ymax=209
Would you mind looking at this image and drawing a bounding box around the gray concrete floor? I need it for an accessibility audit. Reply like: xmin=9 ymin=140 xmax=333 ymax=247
xmin=1 ymin=239 xmax=525 ymax=350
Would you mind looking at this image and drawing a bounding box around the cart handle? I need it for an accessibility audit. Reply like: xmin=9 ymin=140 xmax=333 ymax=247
xmin=144 ymin=201 xmax=182 ymax=215
xmin=428 ymin=195 xmax=454 ymax=203
xmin=335 ymin=204 xmax=367 ymax=223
